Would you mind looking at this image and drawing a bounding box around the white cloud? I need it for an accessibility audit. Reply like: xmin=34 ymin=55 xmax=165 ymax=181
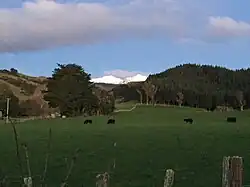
xmin=0 ymin=0 xmax=248 ymax=52
xmin=0 ymin=0 xmax=192 ymax=53
xmin=208 ymin=16 xmax=250 ymax=37
xmin=104 ymin=69 xmax=149 ymax=79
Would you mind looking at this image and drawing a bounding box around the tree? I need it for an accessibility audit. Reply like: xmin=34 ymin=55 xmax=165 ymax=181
xmin=142 ymin=81 xmax=158 ymax=105
xmin=43 ymin=63 xmax=95 ymax=117
xmin=92 ymin=87 xmax=104 ymax=115
xmin=176 ymin=92 xmax=184 ymax=107
xmin=142 ymin=81 xmax=151 ymax=105
xmin=235 ymin=90 xmax=245 ymax=111
xmin=92 ymin=86 xmax=115 ymax=115
xmin=136 ymin=88 xmax=143 ymax=104
xmin=148 ymin=83 xmax=158 ymax=105
xmin=156 ymin=78 xmax=168 ymax=105
xmin=82 ymin=92 xmax=99 ymax=116
xmin=101 ymin=90 xmax=115 ymax=115
xmin=127 ymin=82 xmax=143 ymax=104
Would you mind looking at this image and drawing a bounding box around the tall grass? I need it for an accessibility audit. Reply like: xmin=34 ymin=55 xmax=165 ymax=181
xmin=6 ymin=119 xmax=119 ymax=187
xmin=8 ymin=120 xmax=83 ymax=187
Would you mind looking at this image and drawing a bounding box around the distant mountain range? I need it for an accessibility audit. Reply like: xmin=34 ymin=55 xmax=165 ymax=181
xmin=91 ymin=74 xmax=147 ymax=84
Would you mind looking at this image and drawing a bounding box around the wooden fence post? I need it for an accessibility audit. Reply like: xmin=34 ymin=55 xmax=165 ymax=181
xmin=230 ymin=156 xmax=243 ymax=187
xmin=222 ymin=156 xmax=230 ymax=187
xmin=222 ymin=156 xmax=243 ymax=187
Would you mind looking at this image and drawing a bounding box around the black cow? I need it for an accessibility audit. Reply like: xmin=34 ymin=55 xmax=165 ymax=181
xmin=227 ymin=117 xmax=236 ymax=123
xmin=84 ymin=119 xmax=92 ymax=124
xmin=107 ymin=119 xmax=115 ymax=124
xmin=184 ymin=118 xmax=193 ymax=124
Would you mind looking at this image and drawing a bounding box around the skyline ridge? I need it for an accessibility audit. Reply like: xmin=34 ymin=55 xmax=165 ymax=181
xmin=2 ymin=62 xmax=250 ymax=82
xmin=2 ymin=62 xmax=250 ymax=78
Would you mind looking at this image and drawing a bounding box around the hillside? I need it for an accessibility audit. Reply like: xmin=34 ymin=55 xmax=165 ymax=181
xmin=0 ymin=69 xmax=120 ymax=102
xmin=0 ymin=69 xmax=48 ymax=101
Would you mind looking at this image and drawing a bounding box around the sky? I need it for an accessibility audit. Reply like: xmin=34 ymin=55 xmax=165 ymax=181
xmin=0 ymin=0 xmax=249 ymax=79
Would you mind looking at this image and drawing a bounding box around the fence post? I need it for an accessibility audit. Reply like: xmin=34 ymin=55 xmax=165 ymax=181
xmin=222 ymin=156 xmax=243 ymax=187
xmin=230 ymin=156 xmax=243 ymax=187
xmin=222 ymin=156 xmax=230 ymax=187
xmin=163 ymin=169 xmax=174 ymax=187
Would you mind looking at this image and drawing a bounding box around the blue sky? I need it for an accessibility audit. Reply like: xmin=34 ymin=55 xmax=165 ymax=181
xmin=0 ymin=0 xmax=249 ymax=78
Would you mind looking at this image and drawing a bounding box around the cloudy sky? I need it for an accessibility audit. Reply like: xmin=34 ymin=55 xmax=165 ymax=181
xmin=0 ymin=0 xmax=249 ymax=78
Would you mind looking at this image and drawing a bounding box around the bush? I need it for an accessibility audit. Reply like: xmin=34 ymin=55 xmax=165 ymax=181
xmin=10 ymin=68 xmax=18 ymax=74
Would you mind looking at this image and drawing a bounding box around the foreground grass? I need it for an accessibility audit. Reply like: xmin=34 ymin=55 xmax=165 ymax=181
xmin=1 ymin=106 xmax=250 ymax=186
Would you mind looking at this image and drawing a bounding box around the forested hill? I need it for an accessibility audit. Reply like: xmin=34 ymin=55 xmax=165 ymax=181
xmin=115 ymin=64 xmax=250 ymax=110
xmin=147 ymin=63 xmax=250 ymax=92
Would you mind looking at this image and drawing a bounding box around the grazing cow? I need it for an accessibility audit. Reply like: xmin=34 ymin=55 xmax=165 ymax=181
xmin=184 ymin=118 xmax=193 ymax=124
xmin=84 ymin=119 xmax=92 ymax=124
xmin=227 ymin=117 xmax=236 ymax=123
xmin=107 ymin=119 xmax=115 ymax=124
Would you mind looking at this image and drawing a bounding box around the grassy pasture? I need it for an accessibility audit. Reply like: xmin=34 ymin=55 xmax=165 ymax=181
xmin=0 ymin=106 xmax=250 ymax=186
xmin=115 ymin=100 xmax=137 ymax=110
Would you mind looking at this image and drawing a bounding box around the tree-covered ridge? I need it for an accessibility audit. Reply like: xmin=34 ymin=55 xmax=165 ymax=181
xmin=149 ymin=63 xmax=250 ymax=92
xmin=115 ymin=63 xmax=250 ymax=111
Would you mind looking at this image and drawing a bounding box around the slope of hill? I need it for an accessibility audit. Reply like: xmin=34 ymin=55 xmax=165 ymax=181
xmin=0 ymin=70 xmax=48 ymax=102
xmin=0 ymin=70 xmax=122 ymax=102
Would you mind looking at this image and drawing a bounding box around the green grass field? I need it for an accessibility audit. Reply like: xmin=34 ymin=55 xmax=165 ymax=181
xmin=1 ymin=106 xmax=250 ymax=187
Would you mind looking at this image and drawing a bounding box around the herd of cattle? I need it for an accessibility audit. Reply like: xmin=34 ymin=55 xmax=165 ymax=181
xmin=83 ymin=117 xmax=237 ymax=125
xmin=84 ymin=118 xmax=115 ymax=124
xmin=183 ymin=117 xmax=237 ymax=124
